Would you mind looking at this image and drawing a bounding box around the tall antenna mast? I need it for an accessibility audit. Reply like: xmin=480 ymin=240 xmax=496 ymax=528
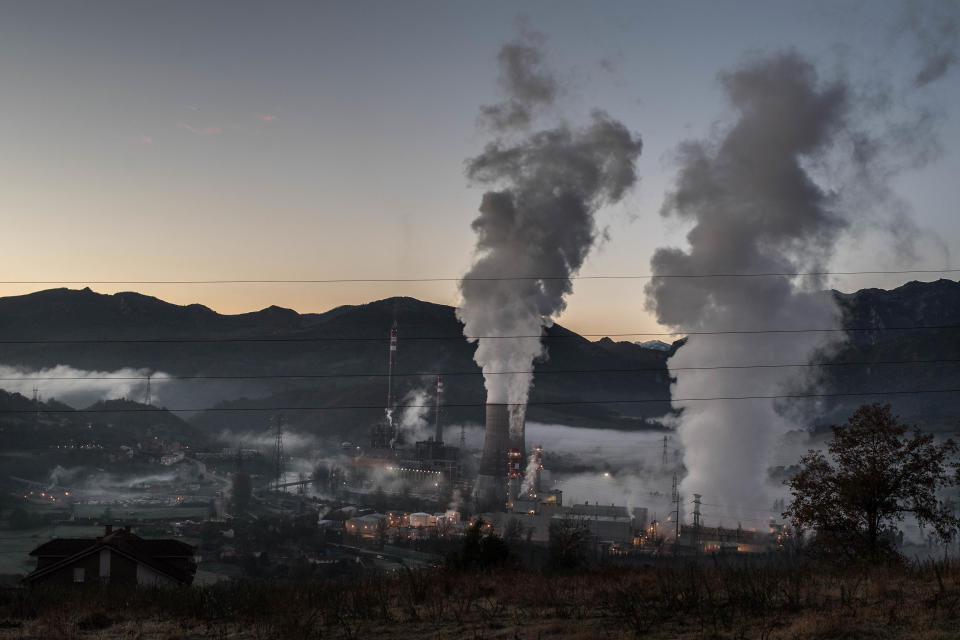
xmin=434 ymin=375 xmax=444 ymax=443
xmin=386 ymin=319 xmax=398 ymax=429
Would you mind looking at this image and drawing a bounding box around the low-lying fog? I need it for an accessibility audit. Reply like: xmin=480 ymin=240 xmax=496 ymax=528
xmin=0 ymin=364 xmax=171 ymax=408
xmin=220 ymin=420 xmax=822 ymax=528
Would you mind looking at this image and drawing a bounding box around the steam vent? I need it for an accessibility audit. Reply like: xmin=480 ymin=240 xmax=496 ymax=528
xmin=473 ymin=403 xmax=524 ymax=511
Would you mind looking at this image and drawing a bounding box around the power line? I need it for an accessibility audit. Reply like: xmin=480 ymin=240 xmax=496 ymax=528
xmin=1 ymin=268 xmax=956 ymax=284
xmin=11 ymin=386 xmax=960 ymax=414
xmin=0 ymin=324 xmax=957 ymax=344
xmin=3 ymin=357 xmax=958 ymax=381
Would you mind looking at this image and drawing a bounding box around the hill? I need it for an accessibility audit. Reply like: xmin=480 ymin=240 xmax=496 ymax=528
xmin=813 ymin=278 xmax=960 ymax=430
xmin=0 ymin=390 xmax=202 ymax=452
xmin=0 ymin=290 xmax=675 ymax=438
xmin=0 ymin=280 xmax=955 ymax=441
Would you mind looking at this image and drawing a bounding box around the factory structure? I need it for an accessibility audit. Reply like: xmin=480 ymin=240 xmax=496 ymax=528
xmin=473 ymin=402 xmax=520 ymax=511
xmin=348 ymin=323 xmax=461 ymax=488
xmin=339 ymin=320 xmax=788 ymax=555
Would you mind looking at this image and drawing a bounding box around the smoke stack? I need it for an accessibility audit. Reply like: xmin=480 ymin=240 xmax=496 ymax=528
xmin=434 ymin=375 xmax=444 ymax=443
xmin=473 ymin=403 xmax=524 ymax=511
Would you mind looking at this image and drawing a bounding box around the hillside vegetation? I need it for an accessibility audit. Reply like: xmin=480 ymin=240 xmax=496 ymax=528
xmin=2 ymin=559 xmax=960 ymax=639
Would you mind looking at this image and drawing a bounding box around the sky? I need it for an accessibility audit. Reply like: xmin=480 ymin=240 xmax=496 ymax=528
xmin=0 ymin=0 xmax=957 ymax=336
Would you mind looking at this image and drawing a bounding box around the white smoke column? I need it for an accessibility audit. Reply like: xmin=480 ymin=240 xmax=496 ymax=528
xmin=0 ymin=364 xmax=170 ymax=407
xmin=458 ymin=30 xmax=643 ymax=436
xmin=519 ymin=452 xmax=543 ymax=495
xmin=646 ymin=53 xmax=855 ymax=517
xmin=447 ymin=488 xmax=463 ymax=513
xmin=398 ymin=388 xmax=432 ymax=442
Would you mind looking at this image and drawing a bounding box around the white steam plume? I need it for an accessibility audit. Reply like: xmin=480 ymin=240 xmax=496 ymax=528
xmin=457 ymin=29 xmax=643 ymax=435
xmin=398 ymin=388 xmax=433 ymax=443
xmin=645 ymin=51 xmax=934 ymax=520
xmin=520 ymin=453 xmax=540 ymax=495
xmin=0 ymin=364 xmax=170 ymax=407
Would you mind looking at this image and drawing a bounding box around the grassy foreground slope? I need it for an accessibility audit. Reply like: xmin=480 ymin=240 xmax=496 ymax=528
xmin=2 ymin=560 xmax=960 ymax=639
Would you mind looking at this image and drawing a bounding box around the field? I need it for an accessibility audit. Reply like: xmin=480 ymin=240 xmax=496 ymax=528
xmin=1 ymin=559 xmax=959 ymax=639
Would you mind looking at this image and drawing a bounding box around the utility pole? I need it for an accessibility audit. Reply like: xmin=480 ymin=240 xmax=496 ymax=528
xmin=672 ymin=472 xmax=681 ymax=554
xmin=693 ymin=494 xmax=702 ymax=555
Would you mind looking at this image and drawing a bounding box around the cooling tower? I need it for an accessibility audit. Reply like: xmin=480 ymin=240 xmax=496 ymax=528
xmin=473 ymin=403 xmax=525 ymax=511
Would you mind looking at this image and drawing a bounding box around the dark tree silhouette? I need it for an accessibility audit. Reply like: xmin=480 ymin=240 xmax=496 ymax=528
xmin=446 ymin=519 xmax=512 ymax=570
xmin=547 ymin=517 xmax=591 ymax=570
xmin=785 ymin=404 xmax=959 ymax=558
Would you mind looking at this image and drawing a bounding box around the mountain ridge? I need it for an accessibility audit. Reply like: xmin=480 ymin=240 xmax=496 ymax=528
xmin=0 ymin=279 xmax=954 ymax=438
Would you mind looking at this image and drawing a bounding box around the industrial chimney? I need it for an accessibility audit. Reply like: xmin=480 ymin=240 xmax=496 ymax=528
xmin=473 ymin=403 xmax=525 ymax=511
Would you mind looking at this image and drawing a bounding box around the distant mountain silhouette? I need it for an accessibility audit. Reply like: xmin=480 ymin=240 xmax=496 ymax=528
xmin=0 ymin=280 xmax=954 ymax=441
xmin=813 ymin=279 xmax=960 ymax=430
xmin=0 ymin=390 xmax=200 ymax=450
xmin=0 ymin=290 xmax=675 ymax=438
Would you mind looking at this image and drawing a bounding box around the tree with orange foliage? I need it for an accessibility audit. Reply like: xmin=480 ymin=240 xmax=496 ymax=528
xmin=785 ymin=404 xmax=959 ymax=559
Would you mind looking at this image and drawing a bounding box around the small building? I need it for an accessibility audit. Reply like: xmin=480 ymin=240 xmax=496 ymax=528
xmin=23 ymin=525 xmax=195 ymax=587
xmin=345 ymin=513 xmax=389 ymax=538
xmin=679 ymin=523 xmax=773 ymax=554
xmin=408 ymin=512 xmax=436 ymax=528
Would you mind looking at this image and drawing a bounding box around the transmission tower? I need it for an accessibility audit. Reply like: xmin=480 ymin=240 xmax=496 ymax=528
xmin=144 ymin=373 xmax=152 ymax=406
xmin=662 ymin=435 xmax=669 ymax=469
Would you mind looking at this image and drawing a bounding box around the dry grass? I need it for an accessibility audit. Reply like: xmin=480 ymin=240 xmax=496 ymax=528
xmin=1 ymin=558 xmax=959 ymax=639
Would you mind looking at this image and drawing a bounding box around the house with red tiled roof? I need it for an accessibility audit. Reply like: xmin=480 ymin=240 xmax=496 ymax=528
xmin=23 ymin=525 xmax=196 ymax=586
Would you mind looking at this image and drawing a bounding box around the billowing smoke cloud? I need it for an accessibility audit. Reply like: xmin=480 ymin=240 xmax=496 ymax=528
xmin=646 ymin=47 xmax=948 ymax=521
xmin=0 ymin=364 xmax=170 ymax=408
xmin=645 ymin=52 xmax=863 ymax=517
xmin=479 ymin=28 xmax=557 ymax=131
xmin=458 ymin=30 xmax=643 ymax=435
xmin=900 ymin=0 xmax=959 ymax=87
xmin=397 ymin=388 xmax=434 ymax=443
